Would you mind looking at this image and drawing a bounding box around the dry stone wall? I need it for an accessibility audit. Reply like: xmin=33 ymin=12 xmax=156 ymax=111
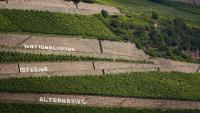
xmin=151 ymin=58 xmax=200 ymax=73
xmin=0 ymin=34 xmax=200 ymax=74
xmin=0 ymin=92 xmax=200 ymax=110
xmin=0 ymin=0 xmax=120 ymax=15
xmin=0 ymin=34 xmax=30 ymax=48
xmin=0 ymin=64 xmax=19 ymax=75
xmin=0 ymin=61 xmax=158 ymax=79
xmin=0 ymin=34 xmax=148 ymax=61
xmin=101 ymin=40 xmax=148 ymax=60
xmin=94 ymin=62 xmax=157 ymax=74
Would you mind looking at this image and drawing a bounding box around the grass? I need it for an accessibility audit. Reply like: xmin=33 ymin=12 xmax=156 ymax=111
xmin=1 ymin=102 xmax=200 ymax=113
xmin=0 ymin=9 xmax=118 ymax=40
xmin=0 ymin=51 xmax=151 ymax=64
xmin=0 ymin=72 xmax=200 ymax=101
xmin=96 ymin=0 xmax=200 ymax=27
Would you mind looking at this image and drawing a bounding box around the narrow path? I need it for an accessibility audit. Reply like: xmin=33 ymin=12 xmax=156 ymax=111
xmin=0 ymin=92 xmax=199 ymax=110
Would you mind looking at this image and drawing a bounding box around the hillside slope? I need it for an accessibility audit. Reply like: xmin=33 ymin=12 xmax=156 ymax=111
xmin=0 ymin=0 xmax=200 ymax=63
xmin=96 ymin=0 xmax=200 ymax=63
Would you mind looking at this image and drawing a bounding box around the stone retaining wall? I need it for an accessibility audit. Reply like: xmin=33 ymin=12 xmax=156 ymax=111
xmin=101 ymin=40 xmax=147 ymax=59
xmin=0 ymin=0 xmax=120 ymax=15
xmin=0 ymin=92 xmax=200 ymax=109
xmin=0 ymin=61 xmax=158 ymax=78
xmin=0 ymin=64 xmax=19 ymax=74
xmin=0 ymin=34 xmax=30 ymax=48
xmin=151 ymin=58 xmax=200 ymax=73
xmin=0 ymin=34 xmax=149 ymax=61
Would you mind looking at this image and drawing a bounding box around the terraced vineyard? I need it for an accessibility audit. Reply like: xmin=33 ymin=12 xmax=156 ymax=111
xmin=0 ymin=51 xmax=147 ymax=64
xmin=0 ymin=0 xmax=200 ymax=113
xmin=1 ymin=72 xmax=200 ymax=101
xmin=1 ymin=103 xmax=199 ymax=113
xmin=0 ymin=9 xmax=117 ymax=40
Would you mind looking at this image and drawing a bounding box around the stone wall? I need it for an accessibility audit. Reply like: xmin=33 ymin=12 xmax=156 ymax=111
xmin=0 ymin=0 xmax=120 ymax=15
xmin=0 ymin=34 xmax=30 ymax=48
xmin=0 ymin=34 xmax=149 ymax=61
xmin=0 ymin=34 xmax=200 ymax=75
xmin=151 ymin=58 xmax=200 ymax=73
xmin=101 ymin=40 xmax=148 ymax=60
xmin=0 ymin=64 xmax=19 ymax=74
xmin=0 ymin=61 xmax=158 ymax=78
xmin=1 ymin=92 xmax=200 ymax=109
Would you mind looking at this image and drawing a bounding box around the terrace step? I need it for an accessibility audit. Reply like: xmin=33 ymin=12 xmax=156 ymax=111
xmin=0 ymin=0 xmax=120 ymax=15
xmin=0 ymin=92 xmax=200 ymax=110
xmin=0 ymin=61 xmax=157 ymax=79
xmin=0 ymin=34 xmax=149 ymax=61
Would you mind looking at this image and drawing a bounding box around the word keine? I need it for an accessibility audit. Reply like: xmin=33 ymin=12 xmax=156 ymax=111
xmin=20 ymin=66 xmax=48 ymax=73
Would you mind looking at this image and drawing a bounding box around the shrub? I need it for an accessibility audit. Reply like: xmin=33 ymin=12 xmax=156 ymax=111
xmin=152 ymin=11 xmax=159 ymax=20
xmin=101 ymin=10 xmax=109 ymax=18
xmin=110 ymin=18 xmax=121 ymax=28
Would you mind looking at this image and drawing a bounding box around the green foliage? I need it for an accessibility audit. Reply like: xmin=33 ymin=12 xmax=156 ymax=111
xmin=152 ymin=11 xmax=159 ymax=20
xmin=0 ymin=9 xmax=117 ymax=40
xmin=0 ymin=51 xmax=150 ymax=64
xmin=1 ymin=72 xmax=200 ymax=101
xmin=101 ymin=9 xmax=109 ymax=18
xmin=1 ymin=103 xmax=200 ymax=113
xmin=96 ymin=0 xmax=200 ymax=26
xmin=110 ymin=18 xmax=121 ymax=28
xmin=102 ymin=14 xmax=200 ymax=63
xmin=145 ymin=48 xmax=159 ymax=57
xmin=0 ymin=6 xmax=200 ymax=63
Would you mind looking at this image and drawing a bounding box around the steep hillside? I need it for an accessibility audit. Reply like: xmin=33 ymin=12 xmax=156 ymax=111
xmin=96 ymin=0 xmax=200 ymax=63
xmin=0 ymin=0 xmax=200 ymax=63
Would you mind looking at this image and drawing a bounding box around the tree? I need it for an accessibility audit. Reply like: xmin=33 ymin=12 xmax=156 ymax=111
xmin=101 ymin=10 xmax=109 ymax=18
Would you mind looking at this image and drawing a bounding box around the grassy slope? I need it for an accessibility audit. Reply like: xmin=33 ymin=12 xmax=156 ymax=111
xmin=96 ymin=0 xmax=200 ymax=27
xmin=1 ymin=103 xmax=200 ymax=113
xmin=0 ymin=9 xmax=118 ymax=40
xmin=1 ymin=72 xmax=200 ymax=101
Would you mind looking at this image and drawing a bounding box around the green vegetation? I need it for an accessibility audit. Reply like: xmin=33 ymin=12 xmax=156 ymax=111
xmin=95 ymin=0 xmax=200 ymax=63
xmin=1 ymin=72 xmax=200 ymax=101
xmin=97 ymin=0 xmax=200 ymax=26
xmin=0 ymin=0 xmax=200 ymax=62
xmin=98 ymin=13 xmax=200 ymax=63
xmin=1 ymin=102 xmax=200 ymax=113
xmin=0 ymin=9 xmax=117 ymax=40
xmin=0 ymin=51 xmax=150 ymax=64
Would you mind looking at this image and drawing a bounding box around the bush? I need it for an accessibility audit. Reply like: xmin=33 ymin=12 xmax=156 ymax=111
xmin=152 ymin=11 xmax=159 ymax=20
xmin=101 ymin=10 xmax=109 ymax=18
xmin=110 ymin=18 xmax=121 ymax=28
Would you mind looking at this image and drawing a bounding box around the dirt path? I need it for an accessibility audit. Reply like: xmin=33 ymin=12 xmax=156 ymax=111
xmin=0 ymin=92 xmax=200 ymax=110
